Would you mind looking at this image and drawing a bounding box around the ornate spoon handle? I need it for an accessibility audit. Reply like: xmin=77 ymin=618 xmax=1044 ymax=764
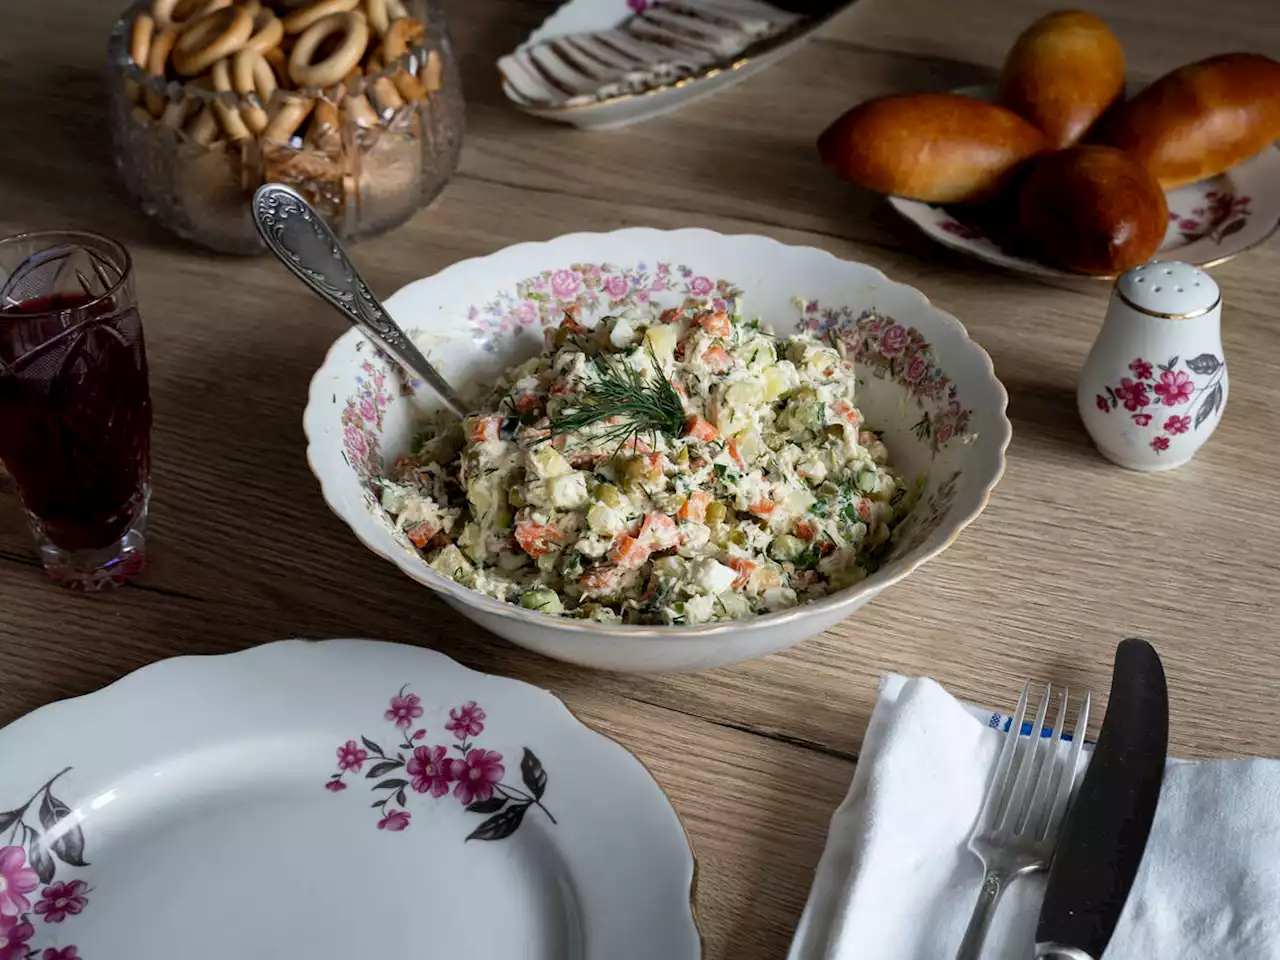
xmin=251 ymin=183 xmax=468 ymax=419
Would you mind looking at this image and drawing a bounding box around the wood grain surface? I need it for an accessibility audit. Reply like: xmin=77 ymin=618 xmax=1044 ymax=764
xmin=2 ymin=1 xmax=1280 ymax=956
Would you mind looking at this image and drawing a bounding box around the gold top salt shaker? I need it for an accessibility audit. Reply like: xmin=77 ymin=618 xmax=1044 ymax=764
xmin=1077 ymin=261 xmax=1227 ymax=471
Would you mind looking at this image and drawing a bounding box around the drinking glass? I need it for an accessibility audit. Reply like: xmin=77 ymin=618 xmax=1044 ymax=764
xmin=0 ymin=231 xmax=152 ymax=589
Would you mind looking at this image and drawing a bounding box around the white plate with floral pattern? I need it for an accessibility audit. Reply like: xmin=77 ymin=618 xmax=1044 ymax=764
xmin=888 ymin=86 xmax=1280 ymax=278
xmin=0 ymin=639 xmax=701 ymax=960
xmin=303 ymin=228 xmax=1011 ymax=673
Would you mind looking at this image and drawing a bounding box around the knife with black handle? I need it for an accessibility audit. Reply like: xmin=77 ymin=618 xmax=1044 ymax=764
xmin=1034 ymin=637 xmax=1168 ymax=960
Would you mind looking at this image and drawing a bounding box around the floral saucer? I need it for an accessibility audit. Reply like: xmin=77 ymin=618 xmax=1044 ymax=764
xmin=0 ymin=640 xmax=701 ymax=960
xmin=887 ymin=86 xmax=1280 ymax=278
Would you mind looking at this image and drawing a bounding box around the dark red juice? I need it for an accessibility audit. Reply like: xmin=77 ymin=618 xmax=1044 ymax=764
xmin=0 ymin=291 xmax=152 ymax=551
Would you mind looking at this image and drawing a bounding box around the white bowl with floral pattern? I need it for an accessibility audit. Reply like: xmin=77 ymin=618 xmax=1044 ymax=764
xmin=304 ymin=229 xmax=1011 ymax=672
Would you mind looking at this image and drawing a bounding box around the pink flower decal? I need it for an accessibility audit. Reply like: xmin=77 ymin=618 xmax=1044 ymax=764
xmin=1115 ymin=377 xmax=1150 ymax=412
xmin=627 ymin=0 xmax=649 ymax=11
xmin=1132 ymin=413 xmax=1152 ymax=426
xmin=385 ymin=691 xmax=424 ymax=730
xmin=878 ymin=324 xmax=909 ymax=357
xmin=1164 ymin=415 xmax=1191 ymax=435
xmin=905 ymin=355 xmax=928 ymax=383
xmin=1129 ymin=358 xmax=1153 ymax=380
xmin=1096 ymin=394 xmax=1110 ymax=413
xmin=0 ymin=916 xmax=34 ymax=960
xmin=0 ymin=847 xmax=39 ymax=918
xmin=43 ymin=948 xmax=80 ymax=960
xmin=445 ymin=701 xmax=486 ymax=740
xmin=407 ymin=745 xmax=454 ymax=798
xmin=689 ymin=276 xmax=714 ymax=297
xmin=514 ymin=301 xmax=538 ymax=327
xmin=343 ymin=423 xmax=369 ymax=462
xmin=33 ymin=881 xmax=88 ymax=924
xmin=377 ymin=810 xmax=411 ymax=831
xmin=358 ymin=397 xmax=377 ymax=421
xmin=330 ymin=689 xmax=556 ymax=842
xmin=550 ymin=269 xmax=582 ymax=299
xmin=603 ymin=275 xmax=628 ymax=297
xmin=336 ymin=739 xmax=368 ymax=773
xmin=1151 ymin=435 xmax=1170 ymax=452
xmin=452 ymin=749 xmax=506 ymax=806
xmin=1154 ymin=369 xmax=1194 ymax=406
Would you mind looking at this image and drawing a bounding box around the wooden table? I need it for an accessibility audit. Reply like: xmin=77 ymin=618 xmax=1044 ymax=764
xmin=3 ymin=0 xmax=1280 ymax=955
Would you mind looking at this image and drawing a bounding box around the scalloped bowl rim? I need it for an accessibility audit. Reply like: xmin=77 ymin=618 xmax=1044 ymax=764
xmin=304 ymin=228 xmax=1011 ymax=641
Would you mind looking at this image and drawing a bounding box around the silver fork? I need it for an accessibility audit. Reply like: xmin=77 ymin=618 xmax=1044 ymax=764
xmin=954 ymin=683 xmax=1091 ymax=960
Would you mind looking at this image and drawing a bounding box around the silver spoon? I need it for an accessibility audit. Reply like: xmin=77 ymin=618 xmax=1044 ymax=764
xmin=251 ymin=183 xmax=468 ymax=419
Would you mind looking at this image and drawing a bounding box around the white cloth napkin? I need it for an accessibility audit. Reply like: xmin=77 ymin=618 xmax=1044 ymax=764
xmin=788 ymin=675 xmax=1280 ymax=960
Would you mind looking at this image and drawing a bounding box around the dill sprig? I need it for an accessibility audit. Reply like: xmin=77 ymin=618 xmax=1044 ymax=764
xmin=545 ymin=342 xmax=685 ymax=458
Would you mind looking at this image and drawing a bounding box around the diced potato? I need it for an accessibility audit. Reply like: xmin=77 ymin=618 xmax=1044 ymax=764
xmin=726 ymin=382 xmax=763 ymax=407
xmin=429 ymin=544 xmax=474 ymax=583
xmin=586 ymin=502 xmax=625 ymax=536
xmin=797 ymin=457 xmax=827 ymax=485
xmin=761 ymin=362 xmax=798 ymax=401
xmin=733 ymin=428 xmax=763 ymax=463
xmin=457 ymin=522 xmax=485 ymax=562
xmin=644 ymin=324 xmax=679 ymax=359
xmin=690 ymin=558 xmax=737 ymax=595
xmin=528 ymin=445 xmax=572 ymax=479
xmin=652 ymin=555 xmax=686 ymax=579
xmin=549 ymin=471 xmax=590 ymax=509
xmin=610 ymin=317 xmax=638 ymax=348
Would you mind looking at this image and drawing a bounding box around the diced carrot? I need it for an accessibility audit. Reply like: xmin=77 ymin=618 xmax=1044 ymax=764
xmin=465 ymin=415 xmax=502 ymax=444
xmin=406 ymin=523 xmax=439 ymax=548
xmin=748 ymin=499 xmax=776 ymax=518
xmin=515 ymin=519 xmax=563 ymax=558
xmin=829 ymin=400 xmax=859 ymax=426
xmin=678 ymin=491 xmax=712 ymax=523
xmin=702 ymin=346 xmax=733 ymax=373
xmin=515 ymin=394 xmax=540 ymax=414
xmin=859 ymin=430 xmax=878 ymax=446
xmin=795 ymin=520 xmax=817 ymax=541
xmin=622 ymin=436 xmax=653 ymax=455
xmin=726 ymin=556 xmax=755 ymax=589
xmin=579 ymin=564 xmax=620 ymax=592
xmin=609 ymin=535 xmax=653 ymax=568
xmin=550 ymin=383 xmax=572 ymax=395
xmin=699 ymin=311 xmax=732 ymax=338
xmin=727 ymin=439 xmax=747 ymax=472
xmin=690 ymin=457 xmax=709 ymax=472
xmin=659 ymin=307 xmax=684 ymax=324
xmin=683 ymin=414 xmax=719 ymax=442
xmin=857 ymin=498 xmax=873 ymax=523
xmin=816 ymin=539 xmax=835 ymax=556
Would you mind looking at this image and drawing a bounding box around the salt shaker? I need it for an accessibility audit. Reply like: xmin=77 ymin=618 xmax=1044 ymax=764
xmin=1077 ymin=261 xmax=1227 ymax=471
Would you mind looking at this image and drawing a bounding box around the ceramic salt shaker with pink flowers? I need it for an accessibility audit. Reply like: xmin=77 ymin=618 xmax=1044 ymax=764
xmin=1078 ymin=261 xmax=1227 ymax=471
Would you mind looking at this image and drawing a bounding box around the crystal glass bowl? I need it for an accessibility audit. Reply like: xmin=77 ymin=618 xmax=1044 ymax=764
xmin=106 ymin=0 xmax=464 ymax=254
